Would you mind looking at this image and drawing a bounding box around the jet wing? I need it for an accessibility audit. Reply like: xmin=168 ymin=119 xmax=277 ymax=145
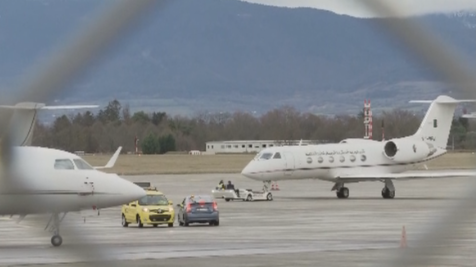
xmin=336 ymin=170 xmax=476 ymax=182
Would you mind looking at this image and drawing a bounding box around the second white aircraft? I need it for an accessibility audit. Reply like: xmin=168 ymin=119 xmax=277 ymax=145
xmin=241 ymin=95 xmax=476 ymax=199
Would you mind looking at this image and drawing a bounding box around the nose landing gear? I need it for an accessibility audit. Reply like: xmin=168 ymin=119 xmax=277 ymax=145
xmin=45 ymin=212 xmax=67 ymax=247
xmin=381 ymin=179 xmax=396 ymax=199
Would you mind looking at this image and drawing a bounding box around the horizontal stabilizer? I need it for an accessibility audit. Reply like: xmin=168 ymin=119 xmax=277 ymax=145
xmin=409 ymin=95 xmax=476 ymax=104
xmin=1 ymin=102 xmax=99 ymax=146
xmin=0 ymin=102 xmax=98 ymax=110
xmin=94 ymin=146 xmax=122 ymax=169
xmin=462 ymin=113 xmax=476 ymax=118
xmin=41 ymin=105 xmax=99 ymax=110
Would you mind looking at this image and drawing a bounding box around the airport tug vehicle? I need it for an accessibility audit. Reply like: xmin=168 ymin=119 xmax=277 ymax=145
xmin=212 ymin=182 xmax=273 ymax=202
xmin=121 ymin=182 xmax=175 ymax=227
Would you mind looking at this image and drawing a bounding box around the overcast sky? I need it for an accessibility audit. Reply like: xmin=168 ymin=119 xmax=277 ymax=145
xmin=241 ymin=0 xmax=476 ymax=17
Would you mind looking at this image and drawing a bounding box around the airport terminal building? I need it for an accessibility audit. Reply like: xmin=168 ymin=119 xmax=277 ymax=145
xmin=205 ymin=140 xmax=320 ymax=154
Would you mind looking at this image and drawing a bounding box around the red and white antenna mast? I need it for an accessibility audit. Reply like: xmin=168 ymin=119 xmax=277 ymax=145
xmin=364 ymin=99 xmax=373 ymax=139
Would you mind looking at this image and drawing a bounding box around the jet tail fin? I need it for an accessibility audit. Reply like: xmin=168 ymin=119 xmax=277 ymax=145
xmin=409 ymin=95 xmax=476 ymax=149
xmin=94 ymin=146 xmax=122 ymax=169
xmin=0 ymin=102 xmax=98 ymax=146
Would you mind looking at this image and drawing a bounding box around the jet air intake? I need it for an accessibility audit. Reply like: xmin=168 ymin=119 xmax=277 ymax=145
xmin=383 ymin=139 xmax=432 ymax=163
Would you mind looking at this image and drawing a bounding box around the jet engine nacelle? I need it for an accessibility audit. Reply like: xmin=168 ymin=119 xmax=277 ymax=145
xmin=383 ymin=139 xmax=432 ymax=163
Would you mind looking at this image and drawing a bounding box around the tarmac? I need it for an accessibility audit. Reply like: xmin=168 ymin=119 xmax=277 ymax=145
xmin=1 ymin=173 xmax=476 ymax=267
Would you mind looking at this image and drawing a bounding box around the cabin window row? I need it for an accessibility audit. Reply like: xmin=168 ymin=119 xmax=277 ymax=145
xmin=310 ymin=154 xmax=367 ymax=164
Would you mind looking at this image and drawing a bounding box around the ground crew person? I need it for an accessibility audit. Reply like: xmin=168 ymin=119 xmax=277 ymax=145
xmin=217 ymin=180 xmax=225 ymax=190
xmin=226 ymin=181 xmax=235 ymax=190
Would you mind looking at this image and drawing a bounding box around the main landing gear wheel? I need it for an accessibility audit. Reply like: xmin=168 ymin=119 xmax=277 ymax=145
xmin=381 ymin=187 xmax=395 ymax=199
xmin=336 ymin=187 xmax=349 ymax=199
xmin=51 ymin=235 xmax=63 ymax=247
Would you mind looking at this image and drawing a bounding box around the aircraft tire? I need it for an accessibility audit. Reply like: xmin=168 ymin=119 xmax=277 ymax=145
xmin=381 ymin=187 xmax=395 ymax=199
xmin=337 ymin=187 xmax=349 ymax=199
xmin=51 ymin=235 xmax=62 ymax=247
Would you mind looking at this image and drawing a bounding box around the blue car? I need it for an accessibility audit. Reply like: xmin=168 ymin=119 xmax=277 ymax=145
xmin=176 ymin=195 xmax=219 ymax=226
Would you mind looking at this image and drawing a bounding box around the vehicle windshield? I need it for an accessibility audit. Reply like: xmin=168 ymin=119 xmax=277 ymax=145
xmin=138 ymin=195 xmax=169 ymax=206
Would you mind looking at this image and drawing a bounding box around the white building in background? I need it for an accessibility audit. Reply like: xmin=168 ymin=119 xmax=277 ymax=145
xmin=205 ymin=140 xmax=321 ymax=154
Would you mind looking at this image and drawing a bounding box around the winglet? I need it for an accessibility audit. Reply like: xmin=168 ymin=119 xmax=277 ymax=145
xmin=94 ymin=146 xmax=122 ymax=169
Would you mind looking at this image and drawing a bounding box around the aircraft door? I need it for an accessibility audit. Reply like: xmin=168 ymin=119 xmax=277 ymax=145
xmin=283 ymin=152 xmax=295 ymax=176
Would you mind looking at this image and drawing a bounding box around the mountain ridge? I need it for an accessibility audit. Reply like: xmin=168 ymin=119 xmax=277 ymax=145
xmin=0 ymin=0 xmax=475 ymax=117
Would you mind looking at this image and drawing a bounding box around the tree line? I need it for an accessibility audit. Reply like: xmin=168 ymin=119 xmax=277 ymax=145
xmin=29 ymin=100 xmax=476 ymax=154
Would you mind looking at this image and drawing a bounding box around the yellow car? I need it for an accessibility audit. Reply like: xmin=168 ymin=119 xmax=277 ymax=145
xmin=121 ymin=186 xmax=175 ymax=228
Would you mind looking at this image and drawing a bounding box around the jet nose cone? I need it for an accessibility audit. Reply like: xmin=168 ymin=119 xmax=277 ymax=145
xmin=241 ymin=163 xmax=259 ymax=180
xmin=127 ymin=181 xmax=147 ymax=201
xmin=103 ymin=174 xmax=146 ymax=207
xmin=241 ymin=165 xmax=250 ymax=177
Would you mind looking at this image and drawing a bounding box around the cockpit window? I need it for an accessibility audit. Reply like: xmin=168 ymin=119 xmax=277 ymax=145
xmin=259 ymin=152 xmax=273 ymax=160
xmin=273 ymin=152 xmax=281 ymax=159
xmin=54 ymin=159 xmax=75 ymax=170
xmin=73 ymin=159 xmax=94 ymax=170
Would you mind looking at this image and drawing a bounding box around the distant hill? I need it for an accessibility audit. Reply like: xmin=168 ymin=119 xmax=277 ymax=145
xmin=0 ymin=0 xmax=475 ymax=117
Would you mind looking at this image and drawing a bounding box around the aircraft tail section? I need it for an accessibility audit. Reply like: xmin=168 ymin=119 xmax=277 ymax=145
xmin=0 ymin=102 xmax=98 ymax=146
xmin=410 ymin=95 xmax=476 ymax=149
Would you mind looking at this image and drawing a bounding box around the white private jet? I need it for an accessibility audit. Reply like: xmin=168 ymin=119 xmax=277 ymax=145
xmin=0 ymin=103 xmax=146 ymax=247
xmin=241 ymin=95 xmax=476 ymax=199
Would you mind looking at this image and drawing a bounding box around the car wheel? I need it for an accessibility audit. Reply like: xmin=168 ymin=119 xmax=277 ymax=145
xmin=137 ymin=215 xmax=143 ymax=228
xmin=225 ymin=198 xmax=230 ymax=202
xmin=168 ymin=223 xmax=174 ymax=227
xmin=121 ymin=214 xmax=128 ymax=227
xmin=246 ymin=194 xmax=252 ymax=201
xmin=184 ymin=220 xmax=189 ymax=226
xmin=266 ymin=193 xmax=273 ymax=201
xmin=152 ymin=224 xmax=158 ymax=227
xmin=214 ymin=220 xmax=219 ymax=226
